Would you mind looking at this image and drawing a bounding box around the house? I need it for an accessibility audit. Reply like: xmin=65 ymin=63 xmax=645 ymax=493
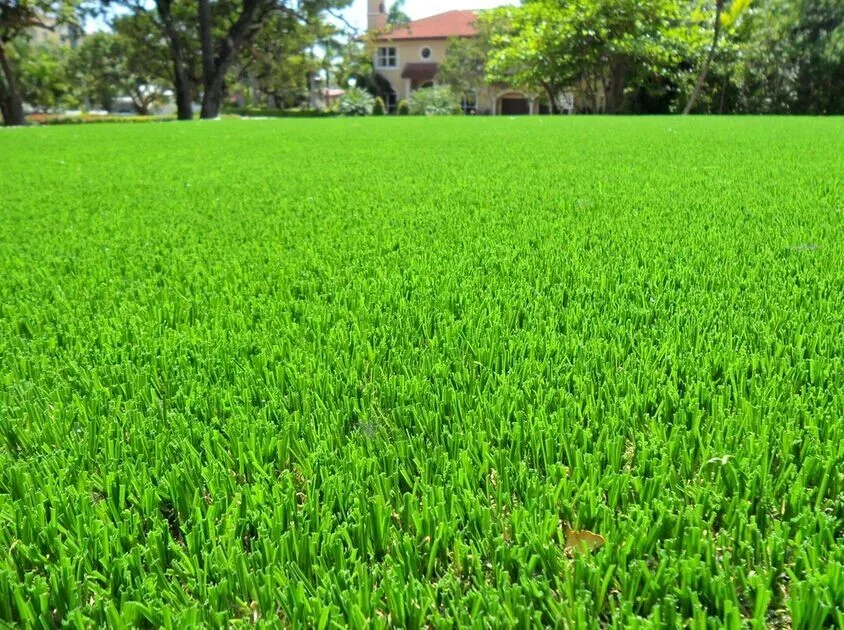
xmin=367 ymin=1 xmax=568 ymax=115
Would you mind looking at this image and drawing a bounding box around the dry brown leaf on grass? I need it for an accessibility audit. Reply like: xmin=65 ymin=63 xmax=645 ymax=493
xmin=564 ymin=523 xmax=606 ymax=556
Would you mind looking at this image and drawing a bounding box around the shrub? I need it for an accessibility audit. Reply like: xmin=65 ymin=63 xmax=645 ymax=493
xmin=339 ymin=88 xmax=376 ymax=116
xmin=409 ymin=87 xmax=461 ymax=116
xmin=397 ymin=99 xmax=410 ymax=116
xmin=221 ymin=106 xmax=338 ymax=119
xmin=372 ymin=97 xmax=386 ymax=116
xmin=27 ymin=114 xmax=176 ymax=126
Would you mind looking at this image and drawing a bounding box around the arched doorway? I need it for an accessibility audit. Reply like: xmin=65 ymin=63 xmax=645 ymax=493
xmin=495 ymin=91 xmax=534 ymax=115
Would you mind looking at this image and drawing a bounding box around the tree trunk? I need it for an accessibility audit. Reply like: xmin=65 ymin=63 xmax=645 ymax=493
xmin=607 ymin=61 xmax=627 ymax=114
xmin=156 ymin=0 xmax=194 ymax=120
xmin=172 ymin=57 xmax=193 ymax=120
xmin=0 ymin=41 xmax=26 ymax=127
xmin=200 ymin=0 xmax=264 ymax=119
xmin=541 ymin=81 xmax=558 ymax=114
xmin=683 ymin=0 xmax=725 ymax=115
xmin=198 ymin=0 xmax=215 ymax=90
xmin=133 ymin=96 xmax=150 ymax=116
xmin=200 ymin=73 xmax=227 ymax=118
xmin=583 ymin=74 xmax=598 ymax=114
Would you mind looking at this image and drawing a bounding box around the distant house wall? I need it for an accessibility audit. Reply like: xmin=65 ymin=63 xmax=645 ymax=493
xmin=369 ymin=10 xmax=579 ymax=115
xmin=373 ymin=38 xmax=452 ymax=101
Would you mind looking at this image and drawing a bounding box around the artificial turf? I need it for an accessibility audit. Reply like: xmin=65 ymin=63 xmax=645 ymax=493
xmin=1 ymin=117 xmax=843 ymax=626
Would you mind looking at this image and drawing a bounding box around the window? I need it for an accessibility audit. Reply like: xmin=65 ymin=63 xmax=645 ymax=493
xmin=377 ymin=47 xmax=398 ymax=68
xmin=461 ymin=91 xmax=477 ymax=115
xmin=420 ymin=47 xmax=432 ymax=60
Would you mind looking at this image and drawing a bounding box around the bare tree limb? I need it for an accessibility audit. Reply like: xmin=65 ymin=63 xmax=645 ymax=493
xmin=326 ymin=8 xmax=360 ymax=36
xmin=683 ymin=0 xmax=725 ymax=115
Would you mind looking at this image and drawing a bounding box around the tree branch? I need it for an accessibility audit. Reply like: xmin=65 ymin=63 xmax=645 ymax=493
xmin=0 ymin=16 xmax=55 ymax=31
xmin=326 ymin=8 xmax=360 ymax=36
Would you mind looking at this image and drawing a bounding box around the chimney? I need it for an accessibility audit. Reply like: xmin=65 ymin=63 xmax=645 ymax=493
xmin=368 ymin=0 xmax=387 ymax=32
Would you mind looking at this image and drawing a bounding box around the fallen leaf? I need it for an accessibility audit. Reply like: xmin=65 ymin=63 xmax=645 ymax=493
xmin=564 ymin=523 xmax=606 ymax=556
xmin=705 ymin=455 xmax=732 ymax=467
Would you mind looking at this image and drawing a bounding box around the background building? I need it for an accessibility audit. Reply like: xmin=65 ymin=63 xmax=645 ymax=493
xmin=367 ymin=1 xmax=570 ymax=115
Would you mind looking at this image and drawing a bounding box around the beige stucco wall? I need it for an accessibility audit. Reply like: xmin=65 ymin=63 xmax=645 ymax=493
xmin=372 ymin=38 xmax=452 ymax=100
xmin=372 ymin=39 xmax=510 ymax=114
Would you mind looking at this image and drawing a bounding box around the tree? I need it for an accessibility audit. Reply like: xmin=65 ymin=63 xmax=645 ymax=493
xmin=104 ymin=0 xmax=345 ymax=119
xmin=484 ymin=0 xmax=706 ymax=114
xmin=438 ymin=28 xmax=496 ymax=114
xmin=683 ymin=0 xmax=750 ymax=114
xmin=671 ymin=0 xmax=842 ymax=114
xmin=483 ymin=4 xmax=571 ymax=113
xmin=112 ymin=13 xmax=172 ymax=114
xmin=790 ymin=0 xmax=844 ymax=114
xmin=118 ymin=0 xmax=352 ymax=120
xmin=70 ymin=16 xmax=171 ymax=114
xmin=729 ymin=0 xmax=803 ymax=113
xmin=15 ymin=38 xmax=76 ymax=112
xmin=0 ymin=0 xmax=80 ymax=125
xmin=232 ymin=11 xmax=339 ymax=109
xmin=195 ymin=0 xmax=352 ymax=118
xmin=438 ymin=32 xmax=488 ymax=96
xmin=68 ymin=31 xmax=121 ymax=110
xmin=143 ymin=0 xmax=199 ymax=119
xmin=386 ymin=0 xmax=408 ymax=26
xmin=196 ymin=0 xmax=271 ymax=118
xmin=335 ymin=39 xmax=372 ymax=88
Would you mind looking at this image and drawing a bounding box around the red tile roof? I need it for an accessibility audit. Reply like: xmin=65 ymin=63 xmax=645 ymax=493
xmin=374 ymin=10 xmax=479 ymax=41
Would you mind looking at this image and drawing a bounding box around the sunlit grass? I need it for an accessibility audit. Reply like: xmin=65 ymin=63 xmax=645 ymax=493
xmin=1 ymin=117 xmax=843 ymax=626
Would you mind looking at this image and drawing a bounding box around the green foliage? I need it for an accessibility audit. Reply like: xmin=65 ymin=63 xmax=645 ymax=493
xmin=408 ymin=86 xmax=461 ymax=115
xmin=677 ymin=0 xmax=842 ymax=114
xmin=68 ymin=15 xmax=171 ymax=115
xmin=481 ymin=0 xmax=840 ymax=114
xmin=722 ymin=0 xmax=753 ymax=27
xmin=386 ymin=0 xmax=410 ymax=26
xmin=11 ymin=40 xmax=78 ymax=112
xmin=484 ymin=0 xmax=708 ymax=113
xmin=221 ymin=106 xmax=338 ymax=118
xmin=338 ymin=86 xmax=375 ymax=115
xmin=372 ymin=96 xmax=386 ymax=115
xmin=788 ymin=0 xmax=844 ymax=114
xmin=237 ymin=12 xmax=338 ymax=109
xmin=26 ymin=113 xmax=176 ymax=125
xmin=1 ymin=117 xmax=843 ymax=625
xmin=335 ymin=41 xmax=373 ymax=91
xmin=397 ymin=98 xmax=410 ymax=115
xmin=66 ymin=32 xmax=122 ymax=111
xmin=438 ymin=34 xmax=489 ymax=96
xmin=0 ymin=0 xmax=82 ymax=124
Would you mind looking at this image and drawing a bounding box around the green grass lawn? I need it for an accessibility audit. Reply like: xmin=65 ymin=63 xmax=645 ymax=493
xmin=1 ymin=117 xmax=843 ymax=627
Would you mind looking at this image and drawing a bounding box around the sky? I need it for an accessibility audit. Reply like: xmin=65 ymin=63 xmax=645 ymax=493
xmin=341 ymin=0 xmax=518 ymax=31
xmin=86 ymin=0 xmax=519 ymax=35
